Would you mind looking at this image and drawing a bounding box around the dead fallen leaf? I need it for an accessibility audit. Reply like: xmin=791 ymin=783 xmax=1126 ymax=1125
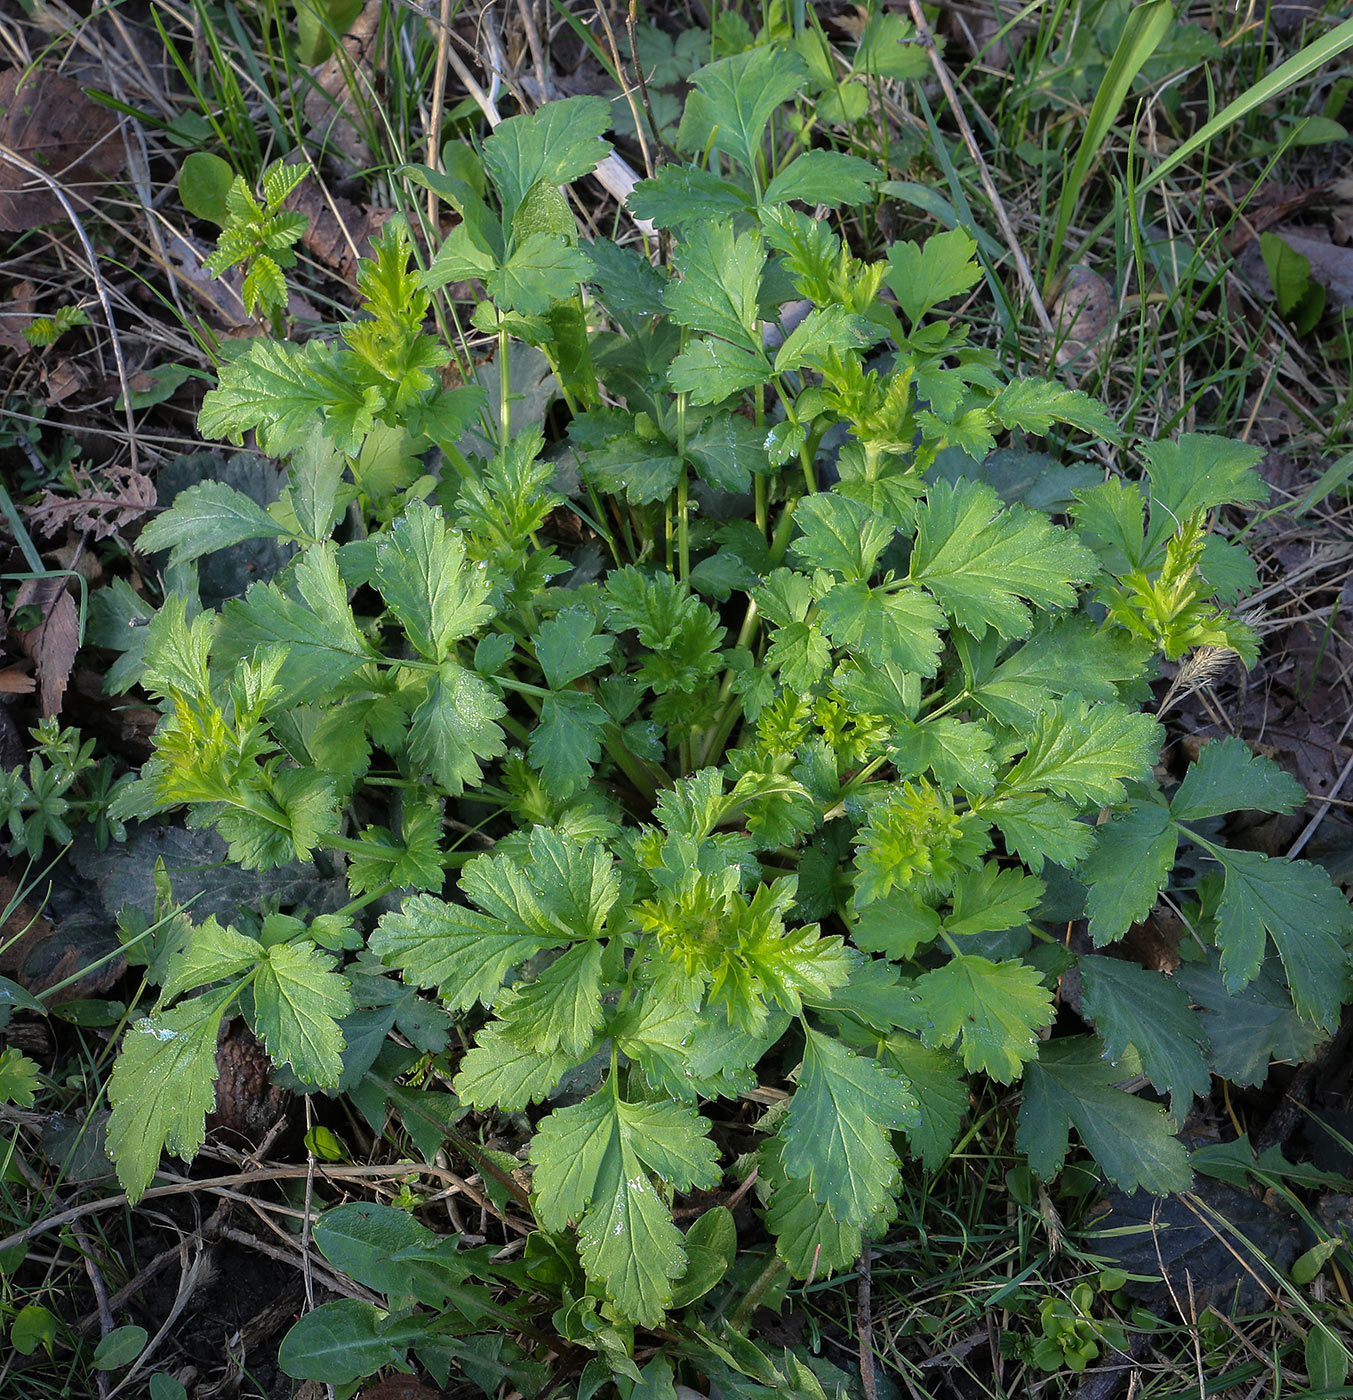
xmin=40 ymin=357 xmax=88 ymax=405
xmin=356 ymin=1380 xmax=440 ymax=1400
xmin=15 ymin=576 xmax=79 ymax=717
xmin=0 ymin=278 xmax=38 ymax=352
xmin=27 ymin=464 xmax=156 ymax=542
xmin=304 ymin=0 xmax=382 ymax=174
xmin=0 ymin=875 xmax=125 ymax=1003
xmin=1226 ymin=181 xmax=1326 ymax=254
xmin=0 ymin=68 xmax=126 ymax=230
xmin=0 ymin=666 xmax=35 ymax=693
xmin=285 ymin=173 xmax=394 ymax=286
xmin=1052 ymin=264 xmax=1115 ymax=369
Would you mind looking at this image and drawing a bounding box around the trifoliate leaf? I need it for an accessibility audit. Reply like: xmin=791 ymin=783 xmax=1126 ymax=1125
xmin=1078 ymin=955 xmax=1210 ymax=1117
xmin=374 ymin=502 xmax=494 ymax=662
xmin=880 ymin=1035 xmax=968 ymax=1171
xmin=0 ymin=1047 xmax=40 ymax=1108
xmin=108 ymin=986 xmax=237 ymax=1201
xmin=789 ymin=494 xmax=895 ymax=581
xmin=915 ymin=955 xmax=1052 ymax=1082
xmin=1140 ymin=435 xmax=1267 ymax=550
xmin=454 ymin=1022 xmax=573 ymax=1110
xmin=1016 ymin=1037 xmax=1192 ymax=1194
xmin=251 ymin=940 xmax=352 ymax=1086
xmin=494 ymin=940 xmax=605 ymax=1057
xmin=530 ymin=690 xmax=607 ymax=798
xmin=1170 ymin=738 xmax=1305 ymax=823
xmin=488 ymin=233 xmax=592 ymax=316
xmin=139 ymin=481 xmax=291 ymax=565
xmin=945 ymin=863 xmax=1044 ymax=938
xmin=535 ymin=607 xmax=613 ymax=690
xmin=1000 ymin=696 xmax=1160 ymax=808
xmin=816 ymin=581 xmax=944 ymax=676
xmin=1081 ymin=800 xmax=1177 ymax=945
xmin=760 ymin=1136 xmax=863 ymax=1280
xmin=160 ymin=917 xmax=261 ymax=1003
xmin=685 ymin=413 xmax=771 ymax=493
xmin=780 ymin=1027 xmax=918 ymax=1228
xmin=852 ymin=890 xmax=942 ymax=959
xmin=198 ymin=338 xmax=383 ymax=455
xmin=664 ymin=222 xmax=764 ymax=352
xmin=627 ymin=165 xmax=754 ymax=233
xmin=483 ymin=95 xmax=612 ymax=224
xmin=760 ymin=150 xmax=882 ymax=210
xmin=1212 ymin=848 xmax=1353 ymax=1030
xmin=889 ymin=716 xmax=996 ymax=794
xmin=910 ymin=479 xmax=1097 ymax=639
xmin=990 ymin=378 xmax=1119 ymax=441
xmin=1173 ymin=957 xmax=1323 ymax=1088
xmin=983 ymin=794 xmax=1095 ymax=874
xmin=408 ymin=664 xmax=508 ymax=796
xmin=668 ymin=338 xmax=768 ymax=403
xmin=773 ymin=306 xmax=871 ymax=375
xmin=678 ymin=46 xmax=808 ymax=173
xmin=370 ymin=867 xmax=572 ymax=1012
xmin=884 ymin=228 xmax=983 ymax=324
xmin=530 ymin=1089 xmax=720 ymax=1325
xmin=217 ymin=543 xmax=374 ymax=704
xmin=963 ymin=616 xmax=1152 ymax=728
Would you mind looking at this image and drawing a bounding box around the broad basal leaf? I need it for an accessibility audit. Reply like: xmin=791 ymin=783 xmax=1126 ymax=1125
xmin=1141 ymin=435 xmax=1267 ymax=551
xmin=982 ymin=793 xmax=1095 ymax=874
xmin=627 ymin=165 xmax=753 ymax=233
xmin=759 ymin=1136 xmax=863 ymax=1280
xmin=665 ymin=222 xmax=764 ymax=351
xmin=1212 ymin=848 xmax=1352 ymax=1030
xmin=668 ymin=338 xmax=768 ymax=403
xmin=1016 ymin=1037 xmax=1192 ymax=1194
xmin=761 ymin=150 xmax=882 ymax=210
xmin=1078 ymin=955 xmax=1210 ymax=1116
xmin=374 ymin=501 xmax=494 ymax=662
xmin=990 ymin=378 xmax=1119 ymax=441
xmin=535 ymin=607 xmax=613 ymax=690
xmin=816 ymin=581 xmax=944 ymax=676
xmin=880 ymin=1034 xmax=968 ymax=1171
xmin=789 ymin=493 xmax=895 ymax=582
xmin=251 ymin=940 xmax=353 ymax=1086
xmin=160 ymin=916 xmax=262 ymax=1003
xmin=780 ymin=1027 xmax=918 ymax=1228
xmin=454 ymin=1022 xmax=573 ymax=1110
xmin=108 ymin=985 xmax=238 ymax=1200
xmin=909 ymin=479 xmax=1097 ymax=638
xmin=914 ymin=955 xmax=1051 ymax=1082
xmin=530 ymin=1088 xmax=720 ymax=1325
xmin=488 ymin=232 xmax=592 ymax=316
xmin=1170 ymin=737 xmax=1304 ymax=823
xmin=1080 ymin=800 xmax=1176 ymax=945
xmin=139 ymin=481 xmax=291 ymax=565
xmin=945 ymin=862 xmax=1044 ymax=938
xmin=773 ymin=306 xmax=871 ymax=375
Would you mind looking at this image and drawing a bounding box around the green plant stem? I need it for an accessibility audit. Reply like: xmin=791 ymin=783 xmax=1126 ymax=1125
xmin=498 ymin=325 xmax=512 ymax=449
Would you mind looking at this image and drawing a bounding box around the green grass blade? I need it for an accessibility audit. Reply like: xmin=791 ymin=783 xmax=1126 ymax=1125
xmin=1140 ymin=15 xmax=1353 ymax=196
xmin=1044 ymin=0 xmax=1173 ymax=295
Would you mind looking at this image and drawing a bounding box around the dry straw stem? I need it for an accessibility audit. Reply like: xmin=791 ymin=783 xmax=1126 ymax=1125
xmin=904 ymin=0 xmax=1054 ymax=337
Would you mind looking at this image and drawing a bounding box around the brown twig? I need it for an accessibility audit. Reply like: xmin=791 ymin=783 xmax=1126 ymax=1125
xmin=858 ymin=1244 xmax=878 ymax=1400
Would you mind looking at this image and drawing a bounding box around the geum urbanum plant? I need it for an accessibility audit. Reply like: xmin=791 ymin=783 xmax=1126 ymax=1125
xmin=104 ymin=45 xmax=1351 ymax=1381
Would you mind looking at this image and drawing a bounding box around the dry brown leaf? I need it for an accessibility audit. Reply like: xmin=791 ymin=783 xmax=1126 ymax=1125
xmin=27 ymin=464 xmax=156 ymax=542
xmin=0 ymin=67 xmax=126 ymax=230
xmin=285 ymin=174 xmax=393 ymax=285
xmin=40 ymin=357 xmax=88 ymax=404
xmin=1052 ymin=264 xmax=1114 ymax=369
xmin=356 ymin=1380 xmax=441 ymax=1400
xmin=0 ymin=666 xmax=35 ymax=693
xmin=0 ymin=875 xmax=125 ymax=1003
xmin=304 ymin=0 xmax=382 ymax=174
xmin=0 ymin=278 xmax=38 ymax=353
xmin=1226 ymin=181 xmax=1326 ymax=253
xmin=15 ymin=576 xmax=79 ymax=717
